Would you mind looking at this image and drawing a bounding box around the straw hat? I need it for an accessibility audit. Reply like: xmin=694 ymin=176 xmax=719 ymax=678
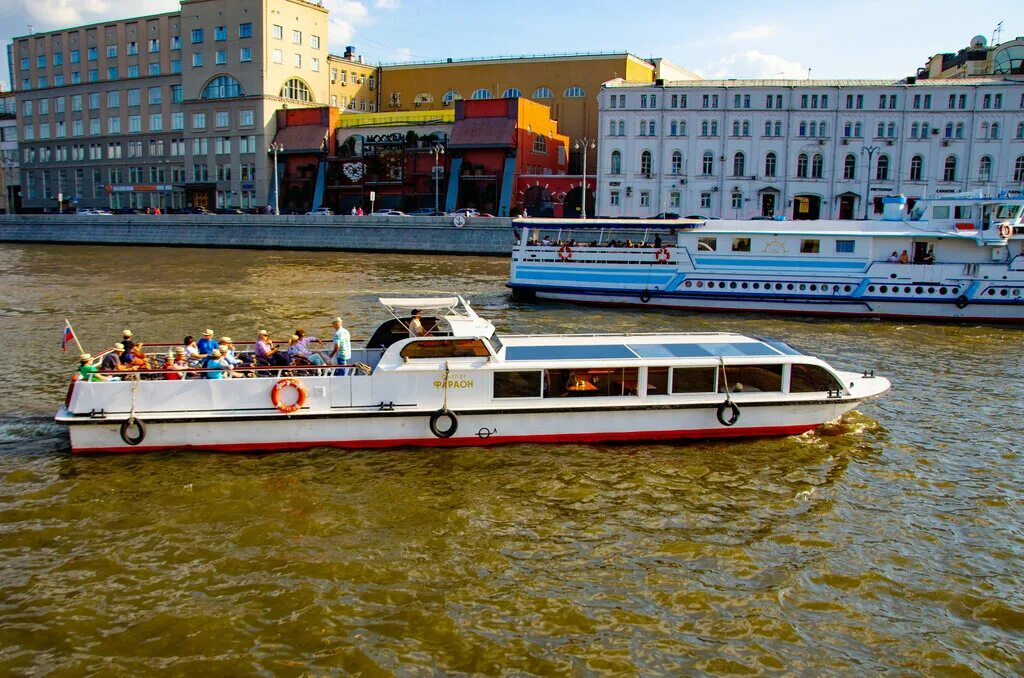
xmin=221 ymin=337 xmax=232 ymax=343
xmin=258 ymin=329 xmax=269 ymax=336
xmin=80 ymin=353 xmax=92 ymax=361
xmin=174 ymin=346 xmax=186 ymax=354
xmin=113 ymin=343 xmax=124 ymax=350
xmin=203 ymin=329 xmax=214 ymax=336
xmin=122 ymin=329 xmax=133 ymax=337
xmin=211 ymin=348 xmax=222 ymax=357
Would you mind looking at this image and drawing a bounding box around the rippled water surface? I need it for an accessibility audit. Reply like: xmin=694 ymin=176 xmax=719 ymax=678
xmin=0 ymin=244 xmax=1022 ymax=675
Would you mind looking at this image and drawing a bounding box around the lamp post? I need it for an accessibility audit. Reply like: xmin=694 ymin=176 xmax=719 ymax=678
xmin=0 ymin=156 xmax=11 ymax=215
xmin=573 ymin=137 xmax=596 ymax=219
xmin=862 ymin=145 xmax=879 ymax=220
xmin=431 ymin=143 xmax=445 ymax=212
xmin=267 ymin=142 xmax=284 ymax=215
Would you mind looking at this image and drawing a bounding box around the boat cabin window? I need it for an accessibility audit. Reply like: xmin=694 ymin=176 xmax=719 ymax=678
xmin=400 ymin=339 xmax=491 ymax=360
xmin=789 ymin=364 xmax=844 ymax=393
xmin=954 ymin=205 xmax=973 ymax=219
xmin=835 ymin=239 xmax=855 ymax=254
xmin=543 ymin=367 xmax=640 ymax=398
xmin=670 ymin=367 xmax=717 ymax=394
xmin=995 ymin=205 xmax=1021 ymax=220
xmin=647 ymin=367 xmax=669 ymax=394
xmin=697 ymin=237 xmax=717 ymax=252
xmin=493 ymin=370 xmax=542 ymax=398
xmin=719 ymin=364 xmax=783 ymax=393
xmin=732 ymin=238 xmax=751 ymax=252
xmin=932 ymin=205 xmax=950 ymax=219
xmin=800 ymin=239 xmax=820 ymax=254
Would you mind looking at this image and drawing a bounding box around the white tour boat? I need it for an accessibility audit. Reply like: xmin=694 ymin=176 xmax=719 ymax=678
xmin=55 ymin=297 xmax=890 ymax=454
xmin=509 ymin=194 xmax=1024 ymax=323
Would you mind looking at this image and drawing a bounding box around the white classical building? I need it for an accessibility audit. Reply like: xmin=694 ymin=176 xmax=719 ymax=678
xmin=597 ymin=78 xmax=1024 ymax=220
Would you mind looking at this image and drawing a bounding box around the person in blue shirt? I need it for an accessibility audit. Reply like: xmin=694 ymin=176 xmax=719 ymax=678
xmin=329 ymin=317 xmax=351 ymax=375
xmin=205 ymin=349 xmax=226 ymax=379
xmin=197 ymin=329 xmax=219 ymax=355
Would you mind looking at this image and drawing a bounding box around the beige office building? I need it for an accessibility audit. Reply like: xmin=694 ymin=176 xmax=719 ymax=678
xmin=10 ymin=0 xmax=330 ymax=211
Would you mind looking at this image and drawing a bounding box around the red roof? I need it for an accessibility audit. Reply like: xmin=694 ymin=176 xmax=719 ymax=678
xmin=271 ymin=125 xmax=329 ymax=152
xmin=448 ymin=118 xmax=516 ymax=148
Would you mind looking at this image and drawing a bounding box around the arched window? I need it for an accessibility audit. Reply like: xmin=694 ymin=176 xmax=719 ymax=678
xmin=648 ymin=121 xmax=656 ymax=136
xmin=470 ymin=88 xmax=492 ymax=100
xmin=921 ymin=122 xmax=929 ymax=137
xmin=732 ymin=121 xmax=741 ymax=136
xmin=442 ymin=89 xmax=461 ymax=104
xmin=854 ymin=122 xmax=862 ymax=137
xmin=702 ymin=151 xmax=714 ymax=175
xmin=809 ymin=121 xmax=818 ymax=137
xmin=639 ymin=120 xmax=647 ymax=137
xmin=978 ymin=155 xmax=992 ymax=182
xmin=910 ymin=122 xmax=919 ymax=138
xmin=532 ymin=86 xmax=553 ymax=99
xmin=701 ymin=120 xmax=709 ymax=136
xmin=733 ymin=151 xmax=745 ymax=177
xmin=796 ymin=153 xmax=809 ymax=178
xmin=991 ymin=122 xmax=1000 ymax=139
xmin=710 ymin=121 xmax=718 ymax=136
xmin=533 ymin=134 xmax=547 ymax=152
xmin=799 ymin=121 xmax=807 ymax=136
xmin=502 ymin=88 xmax=521 ymax=98
xmin=610 ymin=150 xmax=621 ymax=174
xmin=679 ymin=121 xmax=686 ymax=136
xmin=876 ymin=154 xmax=890 ymax=180
xmin=742 ymin=120 xmax=750 ymax=136
xmin=1015 ymin=155 xmax=1024 ymax=182
xmin=1017 ymin=122 xmax=1024 ymax=139
xmin=944 ymin=122 xmax=954 ymax=138
xmin=843 ymin=154 xmax=856 ymax=180
xmin=910 ymin=155 xmax=924 ymax=182
xmin=943 ymin=155 xmax=957 ymax=182
xmin=819 ymin=121 xmax=827 ymax=137
xmin=764 ymin=151 xmax=777 ymax=177
xmin=955 ymin=123 xmax=965 ymax=139
xmin=564 ymin=85 xmax=585 ymax=98
xmin=201 ymin=75 xmax=245 ymax=99
xmin=617 ymin=120 xmax=625 ymax=136
xmin=981 ymin=122 xmax=989 ymax=138
xmin=280 ymin=78 xmax=313 ymax=102
xmin=671 ymin=150 xmax=682 ymax=175
xmin=844 ymin=122 xmax=853 ymax=137
xmin=877 ymin=122 xmax=885 ymax=138
xmin=887 ymin=122 xmax=896 ymax=138
xmin=811 ymin=154 xmax=823 ymax=178
xmin=670 ymin=121 xmax=678 ymax=136
xmin=609 ymin=120 xmax=616 ymax=136
xmin=640 ymin=150 xmax=653 ymax=175
xmin=774 ymin=121 xmax=782 ymax=136
xmin=765 ymin=120 xmax=773 ymax=136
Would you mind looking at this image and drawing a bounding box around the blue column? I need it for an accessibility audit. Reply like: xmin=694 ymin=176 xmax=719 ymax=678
xmin=445 ymin=157 xmax=462 ymax=212
xmin=498 ymin=155 xmax=516 ymax=217
xmin=311 ymin=159 xmax=326 ymax=210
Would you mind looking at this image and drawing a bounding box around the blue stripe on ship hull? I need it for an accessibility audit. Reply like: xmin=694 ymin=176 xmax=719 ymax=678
xmin=693 ymin=257 xmax=867 ymax=270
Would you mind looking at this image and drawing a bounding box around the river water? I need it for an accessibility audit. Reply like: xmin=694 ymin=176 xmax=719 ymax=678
xmin=0 ymin=244 xmax=1021 ymax=675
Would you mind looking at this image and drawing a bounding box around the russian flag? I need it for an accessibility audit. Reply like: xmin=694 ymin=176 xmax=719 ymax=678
xmin=62 ymin=325 xmax=74 ymax=353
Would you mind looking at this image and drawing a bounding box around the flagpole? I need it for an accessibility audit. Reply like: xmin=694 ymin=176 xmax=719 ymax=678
xmin=65 ymin=319 xmax=86 ymax=356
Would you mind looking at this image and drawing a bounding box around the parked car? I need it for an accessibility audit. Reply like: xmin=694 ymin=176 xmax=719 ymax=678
xmin=684 ymin=214 xmax=722 ymax=220
xmin=215 ymin=207 xmax=245 ymax=215
xmin=179 ymin=206 xmax=212 ymax=215
xmin=407 ymin=208 xmax=447 ymax=217
xmin=448 ymin=208 xmax=480 ymax=217
xmin=78 ymin=208 xmax=112 ymax=215
xmin=372 ymin=209 xmax=407 ymax=216
xmin=305 ymin=207 xmax=334 ymax=216
xmin=652 ymin=212 xmax=682 ymax=220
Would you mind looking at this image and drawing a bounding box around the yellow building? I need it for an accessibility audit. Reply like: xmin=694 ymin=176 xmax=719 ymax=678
xmin=327 ymin=47 xmax=378 ymax=114
xmin=378 ymin=52 xmax=697 ymax=171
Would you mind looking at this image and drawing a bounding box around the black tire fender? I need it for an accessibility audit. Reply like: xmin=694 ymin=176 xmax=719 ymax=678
xmin=716 ymin=401 xmax=740 ymax=427
xmin=640 ymin=289 xmax=652 ymax=304
xmin=955 ymin=294 xmax=969 ymax=310
xmin=119 ymin=418 xmax=146 ymax=446
xmin=429 ymin=408 xmax=458 ymax=438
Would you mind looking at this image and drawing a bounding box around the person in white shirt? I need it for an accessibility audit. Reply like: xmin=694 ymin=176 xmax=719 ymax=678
xmin=408 ymin=309 xmax=428 ymax=338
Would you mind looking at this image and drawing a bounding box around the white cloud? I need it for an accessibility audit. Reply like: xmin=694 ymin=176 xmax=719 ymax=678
xmin=324 ymin=1 xmax=371 ymax=50
xmin=727 ymin=25 xmax=779 ymax=43
xmin=374 ymin=0 xmax=400 ymax=8
xmin=700 ymin=50 xmax=806 ymax=79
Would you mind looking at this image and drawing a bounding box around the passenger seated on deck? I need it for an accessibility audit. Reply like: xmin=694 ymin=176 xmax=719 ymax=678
xmin=220 ymin=337 xmax=243 ymax=368
xmin=162 ymin=354 xmax=183 ymax=380
xmin=255 ymin=330 xmax=289 ymax=366
xmin=291 ymin=329 xmax=325 ymax=366
xmin=126 ymin=344 xmax=151 ymax=370
xmin=119 ymin=329 xmax=136 ymax=358
xmin=172 ymin=348 xmax=191 ymax=378
xmin=197 ymin=329 xmax=219 ymax=355
xmin=78 ymin=354 xmax=114 ymax=382
xmin=921 ymin=249 xmax=935 ymax=264
xmin=205 ymin=349 xmax=227 ymax=379
xmin=899 ymin=249 xmax=910 ymax=264
xmin=183 ymin=335 xmax=206 ymax=367
xmin=101 ymin=344 xmax=127 ymax=372
xmin=887 ymin=251 xmax=899 ymax=263
xmin=408 ymin=309 xmax=429 ymax=338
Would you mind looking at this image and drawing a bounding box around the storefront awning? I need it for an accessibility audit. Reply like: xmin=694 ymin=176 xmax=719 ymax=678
xmin=448 ymin=118 xmax=516 ymax=148
xmin=271 ymin=125 xmax=329 ymax=153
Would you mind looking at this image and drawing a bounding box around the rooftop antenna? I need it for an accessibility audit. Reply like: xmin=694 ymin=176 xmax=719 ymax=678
xmin=992 ymin=21 xmax=1003 ymax=45
xmin=807 ymin=67 xmax=812 ymax=80
xmin=27 ymin=24 xmax=33 ymax=35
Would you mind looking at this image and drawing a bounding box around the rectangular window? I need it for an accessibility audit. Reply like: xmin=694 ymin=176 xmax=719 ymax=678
xmin=293 ymin=30 xmax=302 ymax=44
xmin=272 ymin=24 xmax=283 ymax=39
xmin=719 ymin=365 xmax=783 ymax=393
xmin=311 ymin=57 xmax=320 ymax=72
xmin=72 ymin=120 xmax=83 ymax=136
xmin=311 ymin=35 xmax=320 ymax=49
xmin=700 ymin=192 xmax=711 ymax=208
xmin=149 ymin=63 xmax=160 ymax=76
xmin=107 ymin=45 xmax=117 ymax=58
xmin=127 ymin=88 xmax=140 ymax=106
xmin=128 ymin=114 xmax=141 ymax=132
xmin=239 ymin=109 xmax=254 ymax=127
xmin=669 ymin=191 xmax=680 ymax=208
xmin=171 ymin=36 xmax=182 ymax=50
xmin=89 ymin=118 xmax=100 ymax=135
xmin=149 ymin=113 xmax=163 ymax=131
xmin=800 ymin=94 xmax=808 ymax=108
xmin=105 ymin=67 xmax=117 ymax=81
xmin=215 ymin=50 xmax=227 ymax=65
xmin=493 ymin=371 xmax=541 ymax=398
xmin=799 ymin=239 xmax=820 ymax=254
xmin=148 ymin=86 xmax=161 ymax=105
xmin=171 ymin=59 xmax=181 ymax=74
xmin=191 ymin=29 xmax=204 ymax=44
xmin=240 ymin=47 xmax=252 ymax=62
xmin=149 ymin=39 xmax=160 ymax=53
xmin=70 ymin=50 xmax=80 ymax=64
xmin=924 ymin=94 xmax=931 ymax=109
xmin=913 ymin=94 xmax=921 ymax=109
xmin=272 ymin=49 xmax=282 ymax=64
xmin=215 ymin=26 xmax=227 ymax=41
xmin=170 ymin=85 xmax=183 ymax=103
xmin=639 ymin=191 xmax=650 ymax=207
xmin=71 ymin=72 xmax=81 ymax=84
xmin=192 ymin=138 xmax=208 ymax=155
xmin=239 ymin=23 xmax=252 ymax=39
xmin=294 ymin=53 xmax=301 ymax=68
xmin=671 ymin=367 xmax=717 ymax=394
xmin=107 ymin=116 xmax=120 ymax=134
xmin=697 ymin=236 xmax=717 ymax=251
xmin=542 ymin=367 xmax=640 ymax=398
xmin=127 ymin=42 xmax=138 ymax=56
xmin=835 ymin=239 xmax=856 ymax=253
xmin=192 ymin=112 xmax=206 ymax=130
xmin=192 ymin=53 xmax=203 ymax=67
xmin=88 ymin=47 xmax=98 ymax=61
xmin=215 ymin=111 xmax=229 ymax=128
xmin=994 ymin=93 xmax=1003 ymax=109
xmin=856 ymin=95 xmax=863 ymax=109
xmin=731 ymin=237 xmax=751 ymax=252
xmin=609 ymin=190 xmax=620 ymax=206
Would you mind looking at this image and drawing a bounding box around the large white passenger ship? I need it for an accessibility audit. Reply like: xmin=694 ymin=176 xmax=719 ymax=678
xmin=55 ymin=297 xmax=889 ymax=454
xmin=509 ymin=195 xmax=1024 ymax=322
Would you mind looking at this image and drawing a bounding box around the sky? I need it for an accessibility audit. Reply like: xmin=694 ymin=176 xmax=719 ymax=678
xmin=1 ymin=0 xmax=1022 ymax=90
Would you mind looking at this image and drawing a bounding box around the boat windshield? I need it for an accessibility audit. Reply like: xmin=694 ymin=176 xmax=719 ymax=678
xmin=995 ymin=205 xmax=1021 ymax=220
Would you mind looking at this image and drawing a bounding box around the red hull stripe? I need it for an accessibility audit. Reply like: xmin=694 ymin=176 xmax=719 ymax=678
xmin=72 ymin=423 xmax=818 ymax=454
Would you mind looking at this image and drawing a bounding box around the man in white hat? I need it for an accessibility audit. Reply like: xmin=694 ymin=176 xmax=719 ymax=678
xmin=120 ymin=329 xmax=136 ymax=357
xmin=255 ymin=329 xmax=288 ymax=366
xmin=219 ymin=337 xmax=242 ymax=370
xmin=197 ymin=329 xmax=219 ymax=356
xmin=78 ymin=354 xmax=114 ymax=382
xmin=101 ymin=343 xmax=127 ymax=372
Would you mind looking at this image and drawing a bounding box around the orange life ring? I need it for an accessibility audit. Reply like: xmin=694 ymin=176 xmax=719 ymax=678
xmin=271 ymin=378 xmax=308 ymax=414
xmin=999 ymin=223 xmax=1012 ymax=239
xmin=655 ymin=247 xmax=672 ymax=264
xmin=558 ymin=244 xmax=574 ymax=261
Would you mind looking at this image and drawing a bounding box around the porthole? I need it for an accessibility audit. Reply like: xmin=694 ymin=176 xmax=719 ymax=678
xmin=684 ymin=280 xmax=692 ymax=288
xmin=952 ymin=287 xmax=960 ymax=294
xmin=730 ymin=282 xmax=737 ymax=289
xmin=810 ymin=284 xmax=818 ymax=292
xmin=939 ymin=287 xmax=947 ymax=295
xmin=1000 ymin=289 xmax=1008 ymax=297
xmin=988 ymin=288 xmax=996 ymax=296
xmin=696 ymin=281 xmax=704 ymax=288
xmin=880 ymin=285 xmax=888 ymax=293
xmin=752 ymin=283 xmax=760 ymax=290
xmin=787 ymin=283 xmax=794 ymax=290
xmin=775 ymin=283 xmax=783 ymax=290
xmin=904 ymin=287 xmax=911 ymax=293
xmin=868 ymin=285 xmax=876 ymax=292
xmin=741 ymin=282 xmax=748 ymax=289
xmin=1014 ymin=289 xmax=1021 ymax=297
xmin=720 ymin=282 xmax=728 ymax=289
xmin=928 ymin=287 xmax=935 ymax=293
xmin=915 ymin=287 xmax=923 ymax=294
xmin=844 ymin=285 xmax=852 ymax=292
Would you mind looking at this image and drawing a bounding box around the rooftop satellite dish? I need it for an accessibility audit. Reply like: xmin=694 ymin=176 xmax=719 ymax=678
xmin=970 ymin=34 xmax=988 ymax=48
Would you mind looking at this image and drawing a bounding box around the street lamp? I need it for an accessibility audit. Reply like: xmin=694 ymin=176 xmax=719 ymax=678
xmin=267 ymin=142 xmax=284 ymax=215
xmin=573 ymin=137 xmax=596 ymax=219
xmin=431 ymin=143 xmax=445 ymax=212
xmin=862 ymin=145 xmax=880 ymax=220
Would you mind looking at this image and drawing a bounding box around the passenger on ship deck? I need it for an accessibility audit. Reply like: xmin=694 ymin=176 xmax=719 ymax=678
xmin=921 ymin=249 xmax=935 ymax=264
xmin=205 ymin=349 xmax=227 ymax=379
xmin=126 ymin=344 xmax=151 ymax=370
xmin=197 ymin=329 xmax=219 ymax=355
xmin=172 ymin=348 xmax=191 ymax=377
xmin=654 ymin=234 xmax=663 ymax=248
xmin=899 ymin=249 xmax=910 ymax=264
xmin=163 ymin=354 xmax=183 ymax=380
xmin=183 ymin=335 xmax=206 ymax=366
xmin=78 ymin=354 xmax=112 ymax=382
xmin=255 ymin=330 xmax=289 ymax=366
xmin=120 ymin=329 xmax=136 ymax=357
xmin=219 ymin=337 xmax=242 ymax=369
xmin=330 ymin=318 xmax=352 ymax=375
xmin=408 ymin=309 xmax=428 ymax=338
xmin=292 ymin=329 xmax=325 ymax=366
xmin=887 ymin=251 xmax=900 ymax=263
xmin=101 ymin=344 xmax=126 ymax=372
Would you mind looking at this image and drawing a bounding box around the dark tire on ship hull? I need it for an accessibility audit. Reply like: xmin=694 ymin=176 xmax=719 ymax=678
xmin=956 ymin=294 xmax=969 ymax=310
xmin=640 ymin=289 xmax=652 ymax=304
xmin=119 ymin=418 xmax=146 ymax=446
xmin=716 ymin=401 xmax=740 ymax=427
xmin=429 ymin=408 xmax=458 ymax=438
